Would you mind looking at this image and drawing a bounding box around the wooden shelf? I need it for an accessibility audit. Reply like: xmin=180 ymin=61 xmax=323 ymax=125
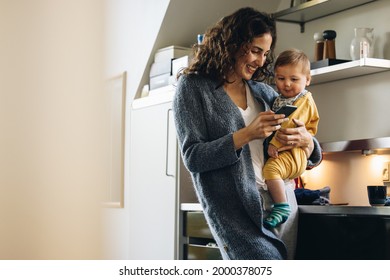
xmin=273 ymin=0 xmax=377 ymax=32
xmin=310 ymin=58 xmax=390 ymax=85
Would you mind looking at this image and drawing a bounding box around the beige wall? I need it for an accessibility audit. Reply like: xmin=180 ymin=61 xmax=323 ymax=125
xmin=302 ymin=152 xmax=390 ymax=206
xmin=0 ymin=0 xmax=106 ymax=259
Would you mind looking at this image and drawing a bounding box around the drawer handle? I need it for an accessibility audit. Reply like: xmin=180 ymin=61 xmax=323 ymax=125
xmin=165 ymin=109 xmax=175 ymax=177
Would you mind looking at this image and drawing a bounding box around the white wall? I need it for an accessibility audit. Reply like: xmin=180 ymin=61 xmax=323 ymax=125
xmin=102 ymin=0 xmax=170 ymax=259
xmin=274 ymin=1 xmax=390 ymax=205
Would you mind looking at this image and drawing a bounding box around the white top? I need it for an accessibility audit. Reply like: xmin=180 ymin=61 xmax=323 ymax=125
xmin=239 ymin=83 xmax=267 ymax=190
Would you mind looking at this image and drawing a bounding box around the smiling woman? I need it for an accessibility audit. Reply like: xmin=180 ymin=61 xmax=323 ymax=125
xmin=173 ymin=7 xmax=322 ymax=260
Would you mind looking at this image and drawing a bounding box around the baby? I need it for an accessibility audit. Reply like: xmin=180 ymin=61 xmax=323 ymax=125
xmin=263 ymin=49 xmax=320 ymax=228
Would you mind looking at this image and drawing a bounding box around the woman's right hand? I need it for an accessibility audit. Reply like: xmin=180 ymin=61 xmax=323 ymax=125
xmin=233 ymin=111 xmax=287 ymax=150
xmin=248 ymin=110 xmax=287 ymax=139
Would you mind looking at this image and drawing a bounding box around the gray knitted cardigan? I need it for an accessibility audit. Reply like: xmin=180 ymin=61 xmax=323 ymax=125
xmin=173 ymin=74 xmax=322 ymax=260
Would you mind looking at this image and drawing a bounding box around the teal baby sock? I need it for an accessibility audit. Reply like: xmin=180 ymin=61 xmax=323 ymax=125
xmin=264 ymin=203 xmax=291 ymax=228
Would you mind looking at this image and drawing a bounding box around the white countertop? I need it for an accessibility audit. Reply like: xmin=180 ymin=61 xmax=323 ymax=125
xmin=180 ymin=203 xmax=203 ymax=211
xmin=181 ymin=203 xmax=390 ymax=216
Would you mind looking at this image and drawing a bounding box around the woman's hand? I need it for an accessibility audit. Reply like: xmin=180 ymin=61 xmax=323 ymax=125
xmin=247 ymin=111 xmax=288 ymax=139
xmin=275 ymin=118 xmax=314 ymax=157
xmin=233 ymin=111 xmax=287 ymax=150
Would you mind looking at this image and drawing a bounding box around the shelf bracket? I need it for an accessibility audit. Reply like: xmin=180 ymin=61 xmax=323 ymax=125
xmin=300 ymin=22 xmax=305 ymax=33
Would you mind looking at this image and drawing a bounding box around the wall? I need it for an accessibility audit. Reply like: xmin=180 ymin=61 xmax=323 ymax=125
xmin=302 ymin=152 xmax=390 ymax=206
xmin=0 ymin=0 xmax=106 ymax=259
xmin=275 ymin=1 xmax=390 ymax=205
xmin=103 ymin=0 xmax=170 ymax=259
xmin=0 ymin=0 xmax=172 ymax=260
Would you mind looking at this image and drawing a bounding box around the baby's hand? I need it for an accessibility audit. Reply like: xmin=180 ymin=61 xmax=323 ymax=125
xmin=268 ymin=144 xmax=279 ymax=159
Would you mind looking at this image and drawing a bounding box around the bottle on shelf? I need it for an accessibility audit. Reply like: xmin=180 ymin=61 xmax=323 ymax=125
xmin=322 ymin=30 xmax=337 ymax=60
xmin=350 ymin=27 xmax=374 ymax=60
xmin=313 ymin=32 xmax=325 ymax=61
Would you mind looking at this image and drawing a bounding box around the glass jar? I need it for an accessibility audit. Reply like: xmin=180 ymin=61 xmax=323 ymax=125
xmin=350 ymin=27 xmax=374 ymax=60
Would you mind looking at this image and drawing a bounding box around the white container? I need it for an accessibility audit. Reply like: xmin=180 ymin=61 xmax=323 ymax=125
xmin=172 ymin=55 xmax=192 ymax=78
xmin=154 ymin=45 xmax=191 ymax=62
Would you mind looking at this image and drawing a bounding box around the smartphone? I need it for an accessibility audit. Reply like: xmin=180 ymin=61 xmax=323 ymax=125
xmin=275 ymin=105 xmax=297 ymax=117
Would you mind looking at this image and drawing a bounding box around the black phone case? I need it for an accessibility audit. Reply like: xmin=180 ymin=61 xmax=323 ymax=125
xmin=275 ymin=105 xmax=297 ymax=117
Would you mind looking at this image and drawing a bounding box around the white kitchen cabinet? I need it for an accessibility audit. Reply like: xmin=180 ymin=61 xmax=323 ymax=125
xmin=128 ymin=90 xmax=178 ymax=259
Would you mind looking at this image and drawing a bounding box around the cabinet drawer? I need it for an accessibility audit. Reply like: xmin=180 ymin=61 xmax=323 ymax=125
xmin=185 ymin=244 xmax=222 ymax=260
xmin=185 ymin=211 xmax=213 ymax=239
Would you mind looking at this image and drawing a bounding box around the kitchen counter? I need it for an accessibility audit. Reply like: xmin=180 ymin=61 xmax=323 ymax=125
xmin=181 ymin=203 xmax=203 ymax=212
xmin=299 ymin=205 xmax=390 ymax=216
xmin=297 ymin=205 xmax=390 ymax=259
xmin=181 ymin=203 xmax=390 ymax=259
xmin=182 ymin=203 xmax=390 ymax=216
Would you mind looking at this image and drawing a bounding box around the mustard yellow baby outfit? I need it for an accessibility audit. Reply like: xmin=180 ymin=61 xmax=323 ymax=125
xmin=263 ymin=91 xmax=319 ymax=181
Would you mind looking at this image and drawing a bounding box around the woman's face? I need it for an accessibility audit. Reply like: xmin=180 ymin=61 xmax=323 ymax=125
xmin=230 ymin=33 xmax=272 ymax=82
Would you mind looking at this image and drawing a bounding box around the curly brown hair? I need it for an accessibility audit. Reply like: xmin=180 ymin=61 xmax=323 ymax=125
xmin=181 ymin=7 xmax=277 ymax=84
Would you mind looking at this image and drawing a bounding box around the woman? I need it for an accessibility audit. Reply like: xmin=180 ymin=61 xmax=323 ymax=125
xmin=173 ymin=7 xmax=322 ymax=260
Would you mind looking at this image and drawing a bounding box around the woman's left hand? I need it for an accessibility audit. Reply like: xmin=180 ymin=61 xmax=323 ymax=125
xmin=275 ymin=119 xmax=314 ymax=158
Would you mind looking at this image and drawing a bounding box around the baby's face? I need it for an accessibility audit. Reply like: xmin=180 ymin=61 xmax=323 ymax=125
xmin=274 ymin=64 xmax=310 ymax=98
